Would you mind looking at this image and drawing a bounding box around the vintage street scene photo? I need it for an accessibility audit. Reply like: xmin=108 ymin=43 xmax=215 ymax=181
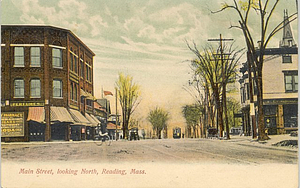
xmin=1 ymin=0 xmax=298 ymax=188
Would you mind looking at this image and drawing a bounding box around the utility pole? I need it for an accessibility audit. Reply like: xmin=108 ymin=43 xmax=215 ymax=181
xmin=115 ymin=88 xmax=118 ymax=140
xmin=208 ymin=34 xmax=233 ymax=139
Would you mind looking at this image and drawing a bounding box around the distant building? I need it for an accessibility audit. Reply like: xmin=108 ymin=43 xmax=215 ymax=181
xmin=1 ymin=25 xmax=99 ymax=142
xmin=239 ymin=10 xmax=298 ymax=135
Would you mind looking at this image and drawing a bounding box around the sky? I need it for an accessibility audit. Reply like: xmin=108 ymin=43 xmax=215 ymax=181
xmin=1 ymin=0 xmax=298 ymax=130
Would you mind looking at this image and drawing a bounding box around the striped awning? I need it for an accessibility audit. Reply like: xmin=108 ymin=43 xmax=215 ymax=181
xmin=69 ymin=109 xmax=90 ymax=125
xmin=50 ymin=107 xmax=74 ymax=123
xmin=85 ymin=113 xmax=98 ymax=127
xmin=27 ymin=107 xmax=45 ymax=123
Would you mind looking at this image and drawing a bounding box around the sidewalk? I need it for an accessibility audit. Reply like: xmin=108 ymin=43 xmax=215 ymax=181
xmin=227 ymin=134 xmax=298 ymax=152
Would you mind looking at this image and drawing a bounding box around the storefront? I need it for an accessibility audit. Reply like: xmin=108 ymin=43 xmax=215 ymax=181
xmin=50 ymin=106 xmax=74 ymax=141
xmin=27 ymin=107 xmax=45 ymax=141
xmin=68 ymin=109 xmax=90 ymax=141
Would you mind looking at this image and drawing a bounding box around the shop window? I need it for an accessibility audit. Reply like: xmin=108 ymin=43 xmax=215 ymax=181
xmin=53 ymin=79 xmax=63 ymax=98
xmin=14 ymin=79 xmax=24 ymax=98
xmin=284 ymin=73 xmax=298 ymax=92
xmin=30 ymin=79 xmax=41 ymax=98
xmin=283 ymin=104 xmax=298 ymax=127
xmin=30 ymin=47 xmax=41 ymax=67
xmin=52 ymin=48 xmax=62 ymax=68
xmin=282 ymin=55 xmax=292 ymax=63
xmin=14 ymin=47 xmax=24 ymax=67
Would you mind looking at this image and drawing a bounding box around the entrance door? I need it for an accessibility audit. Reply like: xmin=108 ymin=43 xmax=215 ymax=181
xmin=51 ymin=123 xmax=66 ymax=140
xmin=29 ymin=121 xmax=45 ymax=141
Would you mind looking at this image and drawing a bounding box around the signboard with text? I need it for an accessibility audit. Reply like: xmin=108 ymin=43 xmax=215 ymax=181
xmin=1 ymin=112 xmax=25 ymax=137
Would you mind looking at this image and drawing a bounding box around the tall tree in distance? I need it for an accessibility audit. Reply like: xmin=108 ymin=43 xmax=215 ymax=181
xmin=148 ymin=107 xmax=169 ymax=139
xmin=115 ymin=73 xmax=141 ymax=139
xmin=182 ymin=104 xmax=203 ymax=138
xmin=214 ymin=0 xmax=297 ymax=140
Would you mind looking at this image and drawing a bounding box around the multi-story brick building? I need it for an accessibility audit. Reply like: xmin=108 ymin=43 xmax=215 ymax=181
xmin=1 ymin=25 xmax=99 ymax=142
xmin=239 ymin=10 xmax=298 ymax=135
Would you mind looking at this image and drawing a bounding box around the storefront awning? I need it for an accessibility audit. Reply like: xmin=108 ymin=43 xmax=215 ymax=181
xmin=85 ymin=113 xmax=98 ymax=127
xmin=86 ymin=92 xmax=97 ymax=101
xmin=80 ymin=89 xmax=89 ymax=98
xmin=107 ymin=122 xmax=121 ymax=130
xmin=90 ymin=114 xmax=100 ymax=124
xmin=50 ymin=107 xmax=74 ymax=123
xmin=27 ymin=107 xmax=45 ymax=123
xmin=69 ymin=109 xmax=90 ymax=125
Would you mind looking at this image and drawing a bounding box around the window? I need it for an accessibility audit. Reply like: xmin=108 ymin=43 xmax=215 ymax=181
xmin=14 ymin=79 xmax=24 ymax=98
xmin=30 ymin=79 xmax=41 ymax=98
xmin=30 ymin=47 xmax=41 ymax=67
xmin=14 ymin=47 xmax=24 ymax=67
xmin=53 ymin=79 xmax=63 ymax=98
xmin=284 ymin=73 xmax=298 ymax=92
xmin=282 ymin=55 xmax=292 ymax=63
xmin=86 ymin=64 xmax=89 ymax=81
xmin=52 ymin=48 xmax=62 ymax=68
xmin=70 ymin=52 xmax=73 ymax=71
xmin=74 ymin=84 xmax=77 ymax=101
xmin=74 ymin=57 xmax=78 ymax=74
xmin=80 ymin=60 xmax=84 ymax=78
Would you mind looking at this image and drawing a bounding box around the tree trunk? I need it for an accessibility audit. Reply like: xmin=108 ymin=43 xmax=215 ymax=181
xmin=256 ymin=69 xmax=269 ymax=141
xmin=214 ymin=85 xmax=223 ymax=137
xmin=223 ymin=83 xmax=230 ymax=139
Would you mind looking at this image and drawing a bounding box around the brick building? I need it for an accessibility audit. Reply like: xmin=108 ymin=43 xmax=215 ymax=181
xmin=1 ymin=25 xmax=99 ymax=142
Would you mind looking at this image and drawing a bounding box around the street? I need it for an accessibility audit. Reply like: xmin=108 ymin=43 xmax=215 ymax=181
xmin=1 ymin=137 xmax=298 ymax=188
xmin=1 ymin=137 xmax=297 ymax=164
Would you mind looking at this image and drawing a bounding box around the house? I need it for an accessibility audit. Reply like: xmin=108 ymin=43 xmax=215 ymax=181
xmin=1 ymin=25 xmax=99 ymax=142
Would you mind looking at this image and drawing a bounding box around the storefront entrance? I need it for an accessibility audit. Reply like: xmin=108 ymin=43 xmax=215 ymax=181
xmin=28 ymin=121 xmax=45 ymax=141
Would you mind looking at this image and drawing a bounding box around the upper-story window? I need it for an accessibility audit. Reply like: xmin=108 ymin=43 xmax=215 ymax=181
xmin=14 ymin=79 xmax=25 ymax=98
xmin=70 ymin=52 xmax=74 ymax=71
xmin=282 ymin=55 xmax=292 ymax=63
xmin=80 ymin=59 xmax=84 ymax=78
xmin=53 ymin=79 xmax=63 ymax=98
xmin=30 ymin=47 xmax=41 ymax=67
xmin=284 ymin=72 xmax=298 ymax=92
xmin=30 ymin=78 xmax=41 ymax=98
xmin=14 ymin=47 xmax=25 ymax=67
xmin=74 ymin=56 xmax=78 ymax=74
xmin=52 ymin=48 xmax=62 ymax=68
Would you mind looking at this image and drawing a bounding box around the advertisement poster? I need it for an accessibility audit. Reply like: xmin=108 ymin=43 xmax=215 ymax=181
xmin=1 ymin=0 xmax=298 ymax=187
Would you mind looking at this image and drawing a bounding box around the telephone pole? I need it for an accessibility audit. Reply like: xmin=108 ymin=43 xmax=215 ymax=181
xmin=208 ymin=34 xmax=233 ymax=139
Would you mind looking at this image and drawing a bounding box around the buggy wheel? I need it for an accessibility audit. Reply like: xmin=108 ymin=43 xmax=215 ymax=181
xmin=105 ymin=135 xmax=111 ymax=146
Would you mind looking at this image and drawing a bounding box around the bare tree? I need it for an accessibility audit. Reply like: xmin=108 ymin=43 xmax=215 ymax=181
xmin=213 ymin=0 xmax=297 ymax=140
xmin=187 ymin=42 xmax=242 ymax=139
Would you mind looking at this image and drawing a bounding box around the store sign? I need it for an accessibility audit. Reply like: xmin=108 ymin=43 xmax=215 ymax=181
xmin=10 ymin=101 xmax=44 ymax=107
xmin=1 ymin=112 xmax=25 ymax=137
